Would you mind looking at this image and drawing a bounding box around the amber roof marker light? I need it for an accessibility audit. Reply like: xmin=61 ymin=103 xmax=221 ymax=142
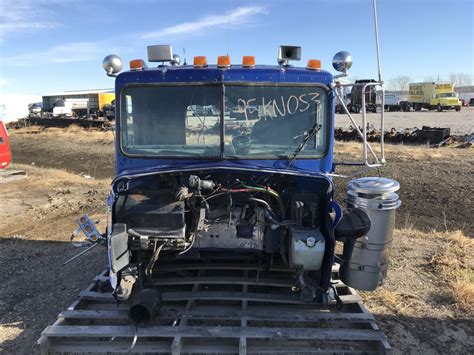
xmin=217 ymin=55 xmax=231 ymax=68
xmin=129 ymin=59 xmax=146 ymax=71
xmin=193 ymin=56 xmax=208 ymax=68
xmin=242 ymin=56 xmax=256 ymax=68
xmin=306 ymin=59 xmax=321 ymax=71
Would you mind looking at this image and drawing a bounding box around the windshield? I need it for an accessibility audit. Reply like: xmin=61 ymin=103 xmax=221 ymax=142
xmin=437 ymin=92 xmax=457 ymax=98
xmin=120 ymin=85 xmax=328 ymax=159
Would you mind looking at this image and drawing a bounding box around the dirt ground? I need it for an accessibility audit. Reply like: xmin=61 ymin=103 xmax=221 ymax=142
xmin=335 ymin=106 xmax=474 ymax=135
xmin=1 ymin=124 xmax=473 ymax=353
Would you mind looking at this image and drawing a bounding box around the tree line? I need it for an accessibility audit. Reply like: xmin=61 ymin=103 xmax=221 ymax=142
xmin=387 ymin=73 xmax=472 ymax=91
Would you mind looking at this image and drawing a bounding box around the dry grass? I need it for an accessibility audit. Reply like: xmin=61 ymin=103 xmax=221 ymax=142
xmin=334 ymin=141 xmax=473 ymax=162
xmin=363 ymin=288 xmax=402 ymax=312
xmin=10 ymin=125 xmax=114 ymax=144
xmin=0 ymin=322 xmax=23 ymax=344
xmin=362 ymin=227 xmax=474 ymax=319
xmin=453 ymin=272 xmax=474 ymax=312
xmin=428 ymin=230 xmax=474 ymax=314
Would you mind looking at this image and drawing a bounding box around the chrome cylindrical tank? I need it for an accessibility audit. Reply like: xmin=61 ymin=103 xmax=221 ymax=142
xmin=339 ymin=177 xmax=401 ymax=291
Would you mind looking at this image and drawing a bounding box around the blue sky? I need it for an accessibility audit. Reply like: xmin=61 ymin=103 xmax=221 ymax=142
xmin=0 ymin=0 xmax=473 ymax=96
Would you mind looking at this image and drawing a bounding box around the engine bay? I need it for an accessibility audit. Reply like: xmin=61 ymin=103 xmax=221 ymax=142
xmin=109 ymin=169 xmax=336 ymax=301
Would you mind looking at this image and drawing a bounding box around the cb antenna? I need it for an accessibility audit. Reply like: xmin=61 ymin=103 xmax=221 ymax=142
xmin=372 ymin=0 xmax=382 ymax=83
xmin=226 ymin=0 xmax=232 ymax=55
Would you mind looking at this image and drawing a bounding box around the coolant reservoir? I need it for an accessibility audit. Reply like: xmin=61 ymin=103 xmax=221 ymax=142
xmin=339 ymin=177 xmax=401 ymax=291
xmin=289 ymin=227 xmax=326 ymax=270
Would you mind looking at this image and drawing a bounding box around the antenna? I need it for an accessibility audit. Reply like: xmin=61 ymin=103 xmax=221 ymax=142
xmin=226 ymin=0 xmax=232 ymax=56
xmin=372 ymin=0 xmax=382 ymax=83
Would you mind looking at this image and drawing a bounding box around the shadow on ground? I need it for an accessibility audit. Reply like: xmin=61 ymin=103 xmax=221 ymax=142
xmin=1 ymin=238 xmax=472 ymax=354
xmin=0 ymin=238 xmax=106 ymax=353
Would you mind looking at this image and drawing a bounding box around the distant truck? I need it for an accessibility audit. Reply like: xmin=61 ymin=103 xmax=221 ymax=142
xmin=408 ymin=82 xmax=462 ymax=112
xmin=347 ymin=79 xmax=378 ymax=113
xmin=384 ymin=92 xmax=403 ymax=111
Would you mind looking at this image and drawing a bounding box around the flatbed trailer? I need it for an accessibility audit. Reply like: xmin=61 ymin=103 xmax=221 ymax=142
xmin=37 ymin=258 xmax=391 ymax=354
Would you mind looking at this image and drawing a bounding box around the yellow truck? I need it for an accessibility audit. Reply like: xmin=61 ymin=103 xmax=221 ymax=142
xmin=98 ymin=92 xmax=115 ymax=120
xmin=408 ymin=82 xmax=461 ymax=112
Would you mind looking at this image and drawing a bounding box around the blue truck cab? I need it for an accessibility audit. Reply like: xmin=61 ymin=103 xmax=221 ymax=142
xmin=114 ymin=64 xmax=334 ymax=176
xmin=103 ymin=46 xmax=400 ymax=320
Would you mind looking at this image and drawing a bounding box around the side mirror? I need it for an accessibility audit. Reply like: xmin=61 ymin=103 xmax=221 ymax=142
xmin=102 ymin=55 xmax=123 ymax=77
xmin=332 ymin=51 xmax=353 ymax=74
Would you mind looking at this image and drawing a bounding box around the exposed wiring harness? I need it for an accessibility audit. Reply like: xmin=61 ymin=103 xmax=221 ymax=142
xmin=216 ymin=182 xmax=286 ymax=217
xmin=249 ymin=197 xmax=295 ymax=226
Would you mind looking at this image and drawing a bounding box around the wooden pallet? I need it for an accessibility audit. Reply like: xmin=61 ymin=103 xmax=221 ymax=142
xmin=37 ymin=261 xmax=391 ymax=354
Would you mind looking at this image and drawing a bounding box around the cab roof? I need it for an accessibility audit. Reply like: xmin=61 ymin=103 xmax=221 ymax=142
xmin=116 ymin=65 xmax=334 ymax=87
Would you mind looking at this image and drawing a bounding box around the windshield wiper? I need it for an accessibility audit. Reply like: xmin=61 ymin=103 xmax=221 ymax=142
xmin=286 ymin=123 xmax=322 ymax=169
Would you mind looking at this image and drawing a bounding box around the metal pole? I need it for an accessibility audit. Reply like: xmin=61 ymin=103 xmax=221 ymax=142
xmin=334 ymin=88 xmax=380 ymax=164
xmin=62 ymin=242 xmax=99 ymax=266
xmin=361 ymin=84 xmax=368 ymax=164
xmin=373 ymin=0 xmax=386 ymax=165
xmin=372 ymin=0 xmax=382 ymax=83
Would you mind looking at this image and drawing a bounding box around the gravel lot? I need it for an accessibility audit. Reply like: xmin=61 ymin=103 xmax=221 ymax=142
xmin=335 ymin=106 xmax=474 ymax=135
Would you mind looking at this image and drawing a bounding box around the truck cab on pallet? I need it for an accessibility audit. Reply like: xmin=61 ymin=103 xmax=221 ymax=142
xmin=102 ymin=45 xmax=400 ymax=323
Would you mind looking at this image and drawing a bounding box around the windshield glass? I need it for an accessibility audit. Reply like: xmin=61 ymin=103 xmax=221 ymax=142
xmin=224 ymin=85 xmax=326 ymax=158
xmin=120 ymin=85 xmax=327 ymax=159
xmin=438 ymin=92 xmax=456 ymax=98
xmin=121 ymin=86 xmax=221 ymax=157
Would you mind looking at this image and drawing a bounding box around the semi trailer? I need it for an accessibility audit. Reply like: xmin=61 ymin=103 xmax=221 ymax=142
xmin=36 ymin=90 xmax=116 ymax=120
